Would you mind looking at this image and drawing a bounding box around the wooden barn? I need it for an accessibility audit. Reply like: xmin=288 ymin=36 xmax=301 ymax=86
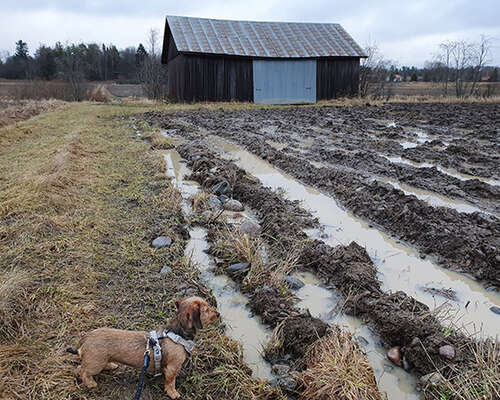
xmin=161 ymin=16 xmax=366 ymax=104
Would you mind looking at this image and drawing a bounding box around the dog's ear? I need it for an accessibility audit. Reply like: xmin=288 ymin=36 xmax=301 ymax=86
xmin=192 ymin=303 xmax=203 ymax=330
xmin=176 ymin=297 xmax=188 ymax=310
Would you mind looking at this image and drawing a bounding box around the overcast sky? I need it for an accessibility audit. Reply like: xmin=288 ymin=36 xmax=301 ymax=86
xmin=1 ymin=0 xmax=499 ymax=66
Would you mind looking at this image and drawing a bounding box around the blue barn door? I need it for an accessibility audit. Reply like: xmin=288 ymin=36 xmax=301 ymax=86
xmin=253 ymin=59 xmax=317 ymax=105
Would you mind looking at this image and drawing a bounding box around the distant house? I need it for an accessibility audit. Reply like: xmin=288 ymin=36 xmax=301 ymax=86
xmin=161 ymin=16 xmax=366 ymax=104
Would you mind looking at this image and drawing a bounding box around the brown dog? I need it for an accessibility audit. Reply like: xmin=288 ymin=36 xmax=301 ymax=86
xmin=67 ymin=296 xmax=219 ymax=399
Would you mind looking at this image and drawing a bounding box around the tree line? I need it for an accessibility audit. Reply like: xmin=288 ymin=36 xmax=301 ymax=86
xmin=0 ymin=29 xmax=168 ymax=100
xmin=0 ymin=40 xmax=148 ymax=82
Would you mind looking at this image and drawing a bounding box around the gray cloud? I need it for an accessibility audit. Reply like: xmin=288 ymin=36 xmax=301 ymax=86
xmin=1 ymin=0 xmax=499 ymax=66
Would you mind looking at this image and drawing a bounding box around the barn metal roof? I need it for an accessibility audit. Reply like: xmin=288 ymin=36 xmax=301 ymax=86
xmin=165 ymin=16 xmax=366 ymax=59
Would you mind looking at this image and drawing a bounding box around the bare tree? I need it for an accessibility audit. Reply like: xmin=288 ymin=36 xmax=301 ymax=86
xmin=138 ymin=28 xmax=168 ymax=100
xmin=434 ymin=35 xmax=494 ymax=98
xmin=469 ymin=35 xmax=493 ymax=96
xmin=359 ymin=41 xmax=392 ymax=99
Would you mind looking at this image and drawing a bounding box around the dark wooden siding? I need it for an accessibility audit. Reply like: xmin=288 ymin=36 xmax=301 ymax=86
xmin=167 ymin=54 xmax=253 ymax=102
xmin=316 ymin=58 xmax=360 ymax=99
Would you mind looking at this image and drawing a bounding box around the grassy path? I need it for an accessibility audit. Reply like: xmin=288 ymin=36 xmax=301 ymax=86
xmin=0 ymin=103 xmax=280 ymax=400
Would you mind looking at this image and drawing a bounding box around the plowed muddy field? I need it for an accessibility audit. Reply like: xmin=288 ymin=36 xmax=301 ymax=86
xmin=139 ymin=102 xmax=500 ymax=400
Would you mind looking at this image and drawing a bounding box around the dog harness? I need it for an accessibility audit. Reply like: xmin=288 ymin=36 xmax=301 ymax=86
xmin=147 ymin=330 xmax=195 ymax=376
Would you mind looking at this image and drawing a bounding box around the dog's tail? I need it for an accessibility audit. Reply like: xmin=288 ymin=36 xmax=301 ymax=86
xmin=66 ymin=347 xmax=78 ymax=355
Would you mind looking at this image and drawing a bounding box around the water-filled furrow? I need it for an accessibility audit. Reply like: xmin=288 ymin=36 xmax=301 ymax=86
xmin=164 ymin=150 xmax=273 ymax=380
xmin=207 ymin=135 xmax=500 ymax=338
xmin=293 ymin=271 xmax=421 ymax=400
xmin=375 ymin=177 xmax=489 ymax=215
xmin=384 ymin=155 xmax=500 ymax=187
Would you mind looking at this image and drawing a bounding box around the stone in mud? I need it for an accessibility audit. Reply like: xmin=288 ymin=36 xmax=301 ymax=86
xmin=219 ymin=194 xmax=229 ymax=203
xmin=276 ymin=376 xmax=297 ymax=391
xmin=356 ymin=336 xmax=369 ymax=346
xmin=490 ymin=306 xmax=500 ymax=315
xmin=439 ymin=345 xmax=455 ymax=359
xmin=226 ymin=262 xmax=250 ymax=274
xmin=152 ymin=236 xmax=172 ymax=248
xmin=201 ymin=210 xmax=213 ymax=218
xmin=208 ymin=195 xmax=222 ymax=209
xmin=272 ymin=364 xmax=290 ymax=376
xmin=239 ymin=220 xmax=261 ymax=235
xmin=160 ymin=266 xmax=172 ymax=275
xmin=284 ymin=276 xmax=305 ymax=290
xmin=212 ymin=180 xmax=230 ymax=196
xmin=387 ymin=346 xmax=402 ymax=366
xmin=420 ymin=372 xmax=444 ymax=386
xmin=224 ymin=199 xmax=244 ymax=212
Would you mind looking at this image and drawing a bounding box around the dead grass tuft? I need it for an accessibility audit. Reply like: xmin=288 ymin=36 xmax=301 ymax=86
xmin=189 ymin=191 xmax=212 ymax=213
xmin=424 ymin=339 xmax=500 ymax=400
xmin=0 ymin=98 xmax=66 ymax=128
xmin=182 ymin=327 xmax=284 ymax=400
xmin=297 ymin=329 xmax=382 ymax=400
xmin=0 ymin=269 xmax=34 ymax=339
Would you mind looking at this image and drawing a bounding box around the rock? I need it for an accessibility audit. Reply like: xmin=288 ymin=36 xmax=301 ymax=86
xmin=160 ymin=266 xmax=172 ymax=275
xmin=486 ymin=286 xmax=498 ymax=293
xmin=420 ymin=372 xmax=444 ymax=386
xmin=152 ymin=236 xmax=172 ymax=248
xmin=490 ymin=306 xmax=500 ymax=315
xmin=201 ymin=210 xmax=212 ymax=218
xmin=387 ymin=346 xmax=402 ymax=366
xmin=219 ymin=194 xmax=229 ymax=203
xmin=212 ymin=180 xmax=230 ymax=196
xmin=356 ymin=336 xmax=369 ymax=346
xmin=285 ymin=276 xmax=305 ymax=290
xmin=226 ymin=262 xmax=250 ymax=274
xmin=224 ymin=199 xmax=244 ymax=212
xmin=276 ymin=376 xmax=297 ymax=391
xmin=439 ymin=345 xmax=455 ymax=359
xmin=272 ymin=364 xmax=290 ymax=376
xmin=240 ymin=220 xmax=261 ymax=235
xmin=208 ymin=195 xmax=222 ymax=209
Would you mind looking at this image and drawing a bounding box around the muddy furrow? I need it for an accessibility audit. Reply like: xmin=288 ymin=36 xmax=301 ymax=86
xmin=290 ymin=144 xmax=500 ymax=214
xmin=155 ymin=110 xmax=500 ymax=287
xmin=175 ymin=140 xmax=480 ymax=383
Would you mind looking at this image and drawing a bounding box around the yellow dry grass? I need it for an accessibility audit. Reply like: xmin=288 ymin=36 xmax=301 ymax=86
xmin=0 ymin=102 xmax=281 ymax=400
xmin=424 ymin=339 xmax=500 ymax=400
xmin=297 ymin=329 xmax=382 ymax=400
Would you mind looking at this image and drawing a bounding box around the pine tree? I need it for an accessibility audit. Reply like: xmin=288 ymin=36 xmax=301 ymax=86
xmin=135 ymin=44 xmax=148 ymax=67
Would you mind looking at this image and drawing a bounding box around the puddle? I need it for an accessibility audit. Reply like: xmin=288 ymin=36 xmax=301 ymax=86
xmin=207 ymin=135 xmax=500 ymax=338
xmin=185 ymin=228 xmax=273 ymax=380
xmin=384 ymin=156 xmax=500 ymax=187
xmin=400 ymin=141 xmax=420 ymax=149
xmin=265 ymin=140 xmax=287 ymax=151
xmin=376 ymin=178 xmax=488 ymax=215
xmin=164 ymin=149 xmax=274 ymax=380
xmin=309 ymin=160 xmax=327 ymax=169
xmin=294 ymin=272 xmax=421 ymax=400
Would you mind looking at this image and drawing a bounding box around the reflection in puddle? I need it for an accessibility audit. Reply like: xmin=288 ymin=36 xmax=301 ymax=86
xmin=164 ymin=150 xmax=273 ymax=380
xmin=207 ymin=136 xmax=500 ymax=339
xmin=384 ymin=155 xmax=500 ymax=187
xmin=377 ymin=178 xmax=488 ymax=215
xmin=294 ymin=272 xmax=421 ymax=400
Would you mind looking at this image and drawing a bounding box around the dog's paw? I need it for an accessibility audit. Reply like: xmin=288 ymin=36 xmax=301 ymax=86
xmin=166 ymin=389 xmax=180 ymax=399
